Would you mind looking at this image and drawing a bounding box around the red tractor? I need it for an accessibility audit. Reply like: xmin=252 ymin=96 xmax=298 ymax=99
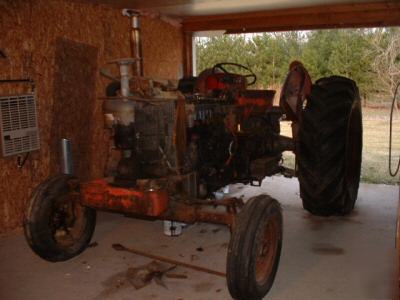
xmin=23 ymin=58 xmax=362 ymax=299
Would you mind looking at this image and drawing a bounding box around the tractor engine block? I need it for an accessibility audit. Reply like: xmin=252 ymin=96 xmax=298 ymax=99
xmin=183 ymin=99 xmax=292 ymax=195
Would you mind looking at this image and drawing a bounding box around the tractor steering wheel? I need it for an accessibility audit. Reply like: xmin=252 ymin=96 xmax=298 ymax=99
xmin=212 ymin=62 xmax=257 ymax=86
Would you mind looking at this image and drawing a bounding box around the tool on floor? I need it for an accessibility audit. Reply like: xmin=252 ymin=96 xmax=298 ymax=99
xmin=112 ymin=243 xmax=226 ymax=277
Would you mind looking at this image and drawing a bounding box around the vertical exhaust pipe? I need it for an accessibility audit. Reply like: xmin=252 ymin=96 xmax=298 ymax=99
xmin=131 ymin=13 xmax=143 ymax=77
xmin=60 ymin=138 xmax=73 ymax=175
xmin=122 ymin=9 xmax=143 ymax=77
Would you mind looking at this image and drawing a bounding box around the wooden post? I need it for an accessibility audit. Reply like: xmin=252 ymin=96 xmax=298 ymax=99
xmin=183 ymin=31 xmax=193 ymax=77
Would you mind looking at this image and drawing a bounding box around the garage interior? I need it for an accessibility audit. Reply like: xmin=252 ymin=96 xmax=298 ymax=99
xmin=0 ymin=0 xmax=400 ymax=299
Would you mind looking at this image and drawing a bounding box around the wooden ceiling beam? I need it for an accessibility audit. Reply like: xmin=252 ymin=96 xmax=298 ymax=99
xmin=182 ymin=1 xmax=400 ymax=33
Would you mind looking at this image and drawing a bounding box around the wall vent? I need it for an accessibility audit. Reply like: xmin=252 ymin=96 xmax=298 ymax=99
xmin=0 ymin=93 xmax=40 ymax=157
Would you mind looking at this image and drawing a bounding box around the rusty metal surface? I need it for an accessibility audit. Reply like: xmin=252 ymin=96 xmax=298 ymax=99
xmin=279 ymin=60 xmax=312 ymax=174
xmin=158 ymin=197 xmax=242 ymax=226
xmin=80 ymin=178 xmax=241 ymax=226
xmin=80 ymin=179 xmax=169 ymax=217
xmin=238 ymin=90 xmax=275 ymax=119
xmin=254 ymin=214 xmax=279 ymax=284
xmin=280 ymin=61 xmax=312 ymax=123
xmin=51 ymin=189 xmax=87 ymax=247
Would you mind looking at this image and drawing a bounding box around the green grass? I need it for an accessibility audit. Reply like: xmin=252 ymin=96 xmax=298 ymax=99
xmin=280 ymin=107 xmax=400 ymax=185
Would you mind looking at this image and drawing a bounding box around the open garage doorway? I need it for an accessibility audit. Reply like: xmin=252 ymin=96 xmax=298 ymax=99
xmin=189 ymin=27 xmax=400 ymax=299
xmin=1 ymin=1 xmax=400 ymax=300
xmin=194 ymin=28 xmax=400 ymax=185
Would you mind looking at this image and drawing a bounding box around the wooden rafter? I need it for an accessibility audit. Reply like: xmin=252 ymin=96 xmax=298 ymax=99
xmin=182 ymin=1 xmax=400 ymax=33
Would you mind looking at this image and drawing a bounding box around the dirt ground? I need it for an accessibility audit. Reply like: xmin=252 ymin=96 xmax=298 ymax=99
xmin=281 ymin=107 xmax=400 ymax=185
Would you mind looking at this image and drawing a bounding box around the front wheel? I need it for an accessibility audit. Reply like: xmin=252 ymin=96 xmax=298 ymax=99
xmin=23 ymin=174 xmax=96 ymax=262
xmin=227 ymin=195 xmax=283 ymax=300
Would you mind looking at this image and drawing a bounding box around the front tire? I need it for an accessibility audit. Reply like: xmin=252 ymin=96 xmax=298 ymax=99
xmin=298 ymin=76 xmax=362 ymax=216
xmin=23 ymin=174 xmax=96 ymax=262
xmin=227 ymin=195 xmax=283 ymax=300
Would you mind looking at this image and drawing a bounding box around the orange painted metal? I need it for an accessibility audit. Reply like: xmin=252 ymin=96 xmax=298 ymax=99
xmin=237 ymin=90 xmax=275 ymax=119
xmin=80 ymin=179 xmax=168 ymax=216
xmin=280 ymin=61 xmax=312 ymax=122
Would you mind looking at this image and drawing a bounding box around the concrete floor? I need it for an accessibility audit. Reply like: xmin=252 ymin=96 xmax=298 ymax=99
xmin=0 ymin=176 xmax=398 ymax=300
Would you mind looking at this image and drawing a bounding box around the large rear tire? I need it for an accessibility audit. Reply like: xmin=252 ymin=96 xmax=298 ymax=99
xmin=298 ymin=76 xmax=362 ymax=216
xmin=23 ymin=174 xmax=96 ymax=262
xmin=227 ymin=195 xmax=283 ymax=300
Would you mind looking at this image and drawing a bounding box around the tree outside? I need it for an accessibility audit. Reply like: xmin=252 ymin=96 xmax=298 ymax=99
xmin=195 ymin=28 xmax=400 ymax=184
xmin=196 ymin=28 xmax=400 ymax=103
